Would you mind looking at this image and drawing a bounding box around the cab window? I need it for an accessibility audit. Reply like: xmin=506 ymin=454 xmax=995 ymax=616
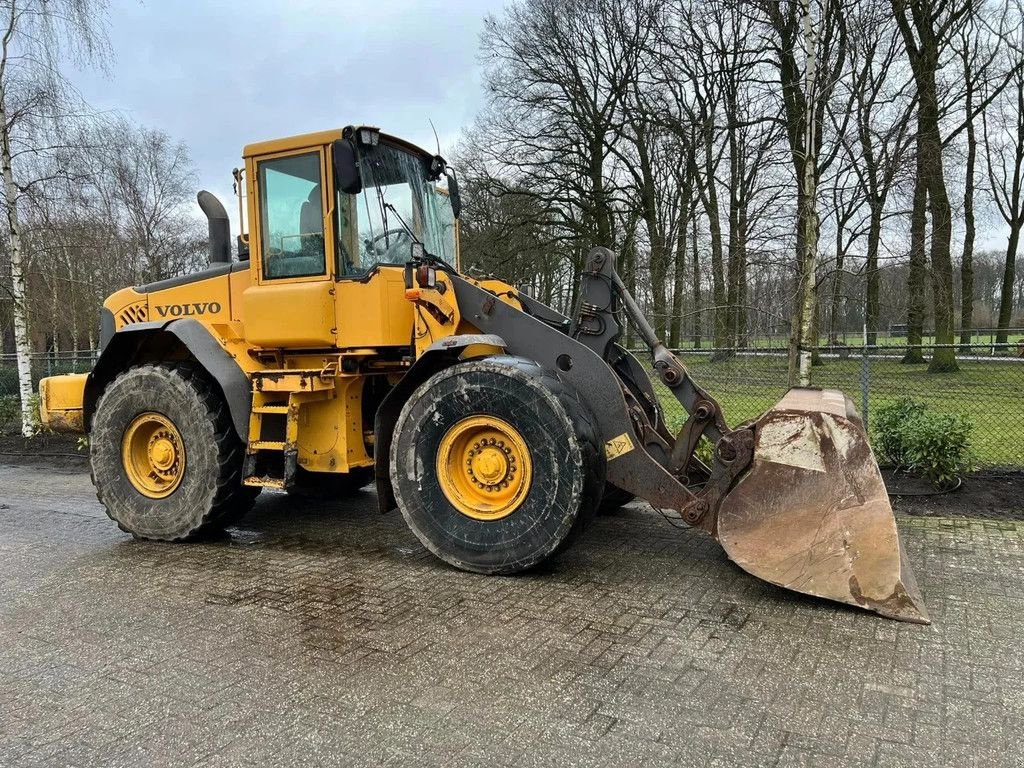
xmin=259 ymin=152 xmax=327 ymax=279
xmin=335 ymin=142 xmax=457 ymax=277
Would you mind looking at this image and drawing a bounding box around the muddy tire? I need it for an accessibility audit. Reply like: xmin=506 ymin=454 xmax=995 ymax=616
xmin=390 ymin=356 xmax=605 ymax=575
xmin=286 ymin=466 xmax=374 ymax=499
xmin=90 ymin=364 xmax=257 ymax=540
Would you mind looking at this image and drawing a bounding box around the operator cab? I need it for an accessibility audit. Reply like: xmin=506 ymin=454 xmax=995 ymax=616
xmin=240 ymin=127 xmax=460 ymax=350
xmin=245 ymin=126 xmax=459 ymax=284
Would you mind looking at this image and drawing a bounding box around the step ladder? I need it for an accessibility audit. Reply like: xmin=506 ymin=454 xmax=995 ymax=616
xmin=242 ymin=367 xmax=336 ymax=490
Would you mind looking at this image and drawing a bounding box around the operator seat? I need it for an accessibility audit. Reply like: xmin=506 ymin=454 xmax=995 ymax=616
xmin=276 ymin=185 xmax=325 ymax=277
xmin=299 ymin=184 xmax=322 ymax=236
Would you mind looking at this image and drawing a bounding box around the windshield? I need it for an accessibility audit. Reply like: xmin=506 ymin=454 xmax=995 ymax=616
xmin=335 ymin=141 xmax=457 ymax=276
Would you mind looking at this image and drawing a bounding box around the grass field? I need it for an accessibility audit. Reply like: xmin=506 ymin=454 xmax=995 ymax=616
xmin=652 ymin=354 xmax=1024 ymax=468
xmin=661 ymin=333 xmax=1024 ymax=352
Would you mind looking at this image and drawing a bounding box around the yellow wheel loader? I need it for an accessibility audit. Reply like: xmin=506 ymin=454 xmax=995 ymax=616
xmin=38 ymin=126 xmax=928 ymax=623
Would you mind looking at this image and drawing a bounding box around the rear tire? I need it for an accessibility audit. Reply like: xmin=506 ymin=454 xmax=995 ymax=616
xmin=390 ymin=356 xmax=605 ymax=575
xmin=90 ymin=363 xmax=257 ymax=540
xmin=286 ymin=466 xmax=374 ymax=499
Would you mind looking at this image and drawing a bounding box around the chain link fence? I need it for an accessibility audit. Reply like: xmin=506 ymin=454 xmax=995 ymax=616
xmin=0 ymin=351 xmax=98 ymax=430
xmin=2 ymin=345 xmax=1022 ymax=468
xmin=646 ymin=343 xmax=1024 ymax=469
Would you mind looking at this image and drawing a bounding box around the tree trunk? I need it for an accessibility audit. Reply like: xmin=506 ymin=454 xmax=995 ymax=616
xmin=791 ymin=186 xmax=820 ymax=387
xmin=959 ymin=82 xmax=977 ymax=353
xmin=590 ymin=137 xmax=612 ymax=248
xmin=700 ymin=139 xmax=728 ymax=350
xmin=810 ymin=295 xmax=823 ymax=366
xmin=633 ymin=129 xmax=669 ymax=340
xmin=830 ymin=218 xmax=845 ymax=345
xmin=789 ymin=0 xmax=821 ymax=388
xmin=995 ymin=226 xmax=1019 ymax=345
xmin=726 ymin=207 xmax=740 ymax=349
xmin=669 ymin=205 xmax=689 ymax=349
xmin=691 ymin=213 xmax=702 ymax=348
xmin=726 ymin=136 xmax=741 ymax=350
xmin=1 ymin=100 xmax=36 ymax=436
xmin=903 ymin=149 xmax=928 ymax=364
xmin=865 ymin=203 xmax=882 ymax=347
xmin=829 ymin=260 xmax=843 ymax=344
xmin=995 ymin=75 xmax=1024 ymax=346
xmin=919 ymin=67 xmax=958 ymax=373
xmin=737 ymin=202 xmax=749 ymax=346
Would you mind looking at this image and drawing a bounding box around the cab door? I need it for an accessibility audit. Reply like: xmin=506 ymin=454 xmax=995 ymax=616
xmin=241 ymin=147 xmax=337 ymax=348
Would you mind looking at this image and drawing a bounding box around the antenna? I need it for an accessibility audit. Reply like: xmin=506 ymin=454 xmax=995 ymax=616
xmin=428 ymin=118 xmax=441 ymax=156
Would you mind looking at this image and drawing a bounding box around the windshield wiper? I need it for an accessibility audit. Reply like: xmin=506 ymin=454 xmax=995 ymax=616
xmin=383 ymin=202 xmax=443 ymax=264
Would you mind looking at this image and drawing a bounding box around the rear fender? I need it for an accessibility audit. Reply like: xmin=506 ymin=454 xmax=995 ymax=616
xmin=374 ymin=334 xmax=506 ymax=513
xmin=83 ymin=319 xmax=251 ymax=440
xmin=39 ymin=373 xmax=89 ymax=433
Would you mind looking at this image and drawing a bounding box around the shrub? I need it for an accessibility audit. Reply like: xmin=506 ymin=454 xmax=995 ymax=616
xmin=694 ymin=436 xmax=715 ymax=466
xmin=872 ymin=397 xmax=927 ymax=468
xmin=0 ymin=394 xmax=20 ymax=427
xmin=873 ymin=397 xmax=975 ymax=487
xmin=0 ymin=365 xmax=19 ymax=396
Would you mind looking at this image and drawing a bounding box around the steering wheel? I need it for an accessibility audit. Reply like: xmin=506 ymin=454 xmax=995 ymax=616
xmin=364 ymin=229 xmax=413 ymax=264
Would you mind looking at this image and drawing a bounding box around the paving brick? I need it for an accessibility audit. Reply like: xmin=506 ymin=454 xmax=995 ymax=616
xmin=0 ymin=463 xmax=1021 ymax=766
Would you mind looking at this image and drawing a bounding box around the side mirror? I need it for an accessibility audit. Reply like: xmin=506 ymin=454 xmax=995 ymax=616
xmin=333 ymin=139 xmax=362 ymax=195
xmin=446 ymin=169 xmax=462 ymax=219
xmin=237 ymin=235 xmax=250 ymax=261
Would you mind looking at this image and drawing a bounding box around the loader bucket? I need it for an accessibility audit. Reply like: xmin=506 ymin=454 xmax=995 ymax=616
xmin=715 ymin=389 xmax=929 ymax=624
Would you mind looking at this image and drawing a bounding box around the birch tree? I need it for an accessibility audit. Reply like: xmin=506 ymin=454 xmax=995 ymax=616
xmin=0 ymin=0 xmax=109 ymax=435
xmin=756 ymin=0 xmax=848 ymax=385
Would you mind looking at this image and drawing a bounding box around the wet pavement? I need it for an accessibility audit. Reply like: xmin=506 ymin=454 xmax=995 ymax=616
xmin=1 ymin=462 xmax=1022 ymax=767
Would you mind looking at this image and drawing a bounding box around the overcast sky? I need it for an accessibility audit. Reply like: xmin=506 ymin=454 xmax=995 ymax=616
xmin=66 ymin=0 xmax=1010 ymax=253
xmin=69 ymin=0 xmax=505 ymax=228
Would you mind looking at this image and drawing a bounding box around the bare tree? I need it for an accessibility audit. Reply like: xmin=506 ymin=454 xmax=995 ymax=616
xmin=473 ymin=0 xmax=654 ymax=285
xmin=755 ymin=0 xmax=848 ymax=385
xmin=652 ymin=1 xmax=730 ymax=348
xmin=91 ymin=118 xmax=203 ymax=283
xmin=983 ymin=1 xmax=1024 ymax=345
xmin=839 ymin=2 xmax=915 ymax=346
xmin=891 ymin=0 xmax=977 ymax=371
xmin=1 ymin=0 xmax=109 ymax=435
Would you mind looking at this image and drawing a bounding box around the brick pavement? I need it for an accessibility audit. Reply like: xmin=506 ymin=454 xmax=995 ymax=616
xmin=0 ymin=463 xmax=1022 ymax=767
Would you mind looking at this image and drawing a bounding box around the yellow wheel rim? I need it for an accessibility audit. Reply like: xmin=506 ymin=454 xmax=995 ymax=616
xmin=436 ymin=415 xmax=533 ymax=521
xmin=121 ymin=412 xmax=186 ymax=499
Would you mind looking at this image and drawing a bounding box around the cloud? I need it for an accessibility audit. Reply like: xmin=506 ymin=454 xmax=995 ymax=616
xmin=69 ymin=0 xmax=503 ymax=231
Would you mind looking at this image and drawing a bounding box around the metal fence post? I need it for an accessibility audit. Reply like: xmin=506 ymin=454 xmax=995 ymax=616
xmin=861 ymin=322 xmax=870 ymax=431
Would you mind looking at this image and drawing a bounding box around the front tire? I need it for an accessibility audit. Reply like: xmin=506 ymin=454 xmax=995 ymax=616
xmin=390 ymin=356 xmax=605 ymax=575
xmin=90 ymin=364 xmax=257 ymax=540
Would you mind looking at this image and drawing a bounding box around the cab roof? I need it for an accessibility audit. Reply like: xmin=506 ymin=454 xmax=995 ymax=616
xmin=242 ymin=127 xmax=436 ymax=160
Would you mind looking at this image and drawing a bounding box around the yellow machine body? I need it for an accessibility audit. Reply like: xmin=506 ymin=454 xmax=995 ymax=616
xmin=37 ymin=127 xmax=928 ymax=625
xmin=38 ymin=372 xmax=88 ymax=433
xmin=42 ymin=128 xmax=481 ymax=478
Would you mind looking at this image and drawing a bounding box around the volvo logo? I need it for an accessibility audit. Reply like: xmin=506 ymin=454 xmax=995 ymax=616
xmin=154 ymin=302 xmax=222 ymax=318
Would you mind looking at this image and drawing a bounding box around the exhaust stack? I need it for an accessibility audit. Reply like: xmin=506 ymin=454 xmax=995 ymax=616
xmin=197 ymin=191 xmax=231 ymax=265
